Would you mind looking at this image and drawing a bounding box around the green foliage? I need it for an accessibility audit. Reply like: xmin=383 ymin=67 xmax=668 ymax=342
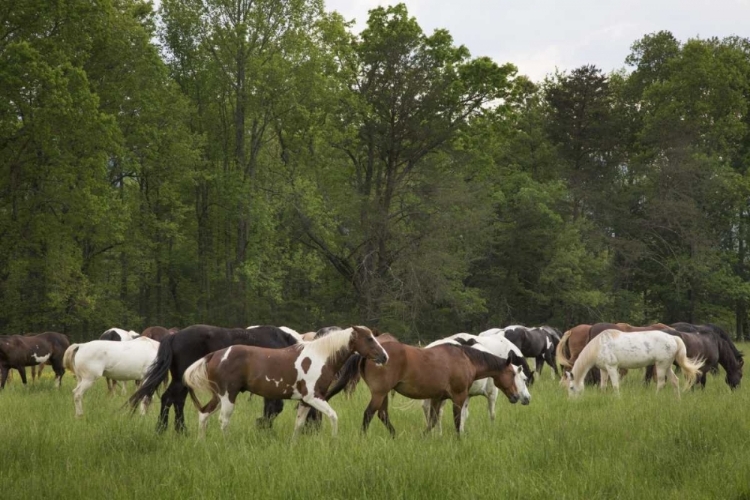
xmin=1 ymin=0 xmax=750 ymax=340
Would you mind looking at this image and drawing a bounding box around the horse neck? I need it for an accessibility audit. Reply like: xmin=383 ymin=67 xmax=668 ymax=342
xmin=571 ymin=337 xmax=599 ymax=387
xmin=305 ymin=328 xmax=353 ymax=371
xmin=715 ymin=336 xmax=742 ymax=373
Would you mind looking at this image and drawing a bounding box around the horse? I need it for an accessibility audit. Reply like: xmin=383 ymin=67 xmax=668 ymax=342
xmin=140 ymin=326 xmax=175 ymax=342
xmin=99 ymin=327 xmax=141 ymax=394
xmin=558 ymin=323 xmax=671 ymax=385
xmin=663 ymin=323 xmax=744 ymax=389
xmin=327 ymin=338 xmax=527 ymax=436
xmin=128 ymin=325 xmax=316 ymax=433
xmin=421 ymin=334 xmax=531 ymax=432
xmin=63 ymin=337 xmax=161 ymax=417
xmin=503 ymin=326 xmax=559 ymax=378
xmin=183 ymin=326 xmax=388 ymax=437
xmin=100 ymin=328 xmax=140 ymax=341
xmin=565 ymin=329 xmax=704 ymax=398
xmin=0 ymin=332 xmax=69 ymax=389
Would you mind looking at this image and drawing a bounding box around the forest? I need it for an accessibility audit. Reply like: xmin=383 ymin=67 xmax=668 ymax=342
xmin=2 ymin=0 xmax=750 ymax=342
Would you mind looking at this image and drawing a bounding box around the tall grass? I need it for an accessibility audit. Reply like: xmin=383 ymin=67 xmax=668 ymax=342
xmin=1 ymin=346 xmax=749 ymax=499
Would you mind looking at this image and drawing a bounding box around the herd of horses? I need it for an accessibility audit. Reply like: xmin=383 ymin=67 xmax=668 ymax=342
xmin=0 ymin=320 xmax=743 ymax=438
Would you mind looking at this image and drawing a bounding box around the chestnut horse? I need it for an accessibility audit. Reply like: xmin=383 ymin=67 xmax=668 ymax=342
xmin=183 ymin=326 xmax=388 ymax=437
xmin=0 ymin=332 xmax=69 ymax=389
xmin=141 ymin=326 xmax=175 ymax=342
xmin=327 ymin=339 xmax=526 ymax=436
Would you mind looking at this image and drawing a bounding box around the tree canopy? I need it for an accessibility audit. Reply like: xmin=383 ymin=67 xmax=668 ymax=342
xmin=2 ymin=2 xmax=750 ymax=341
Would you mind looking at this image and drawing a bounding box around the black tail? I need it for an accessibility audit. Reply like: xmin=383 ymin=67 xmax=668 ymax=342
xmin=325 ymin=353 xmax=364 ymax=400
xmin=127 ymin=334 xmax=175 ymax=412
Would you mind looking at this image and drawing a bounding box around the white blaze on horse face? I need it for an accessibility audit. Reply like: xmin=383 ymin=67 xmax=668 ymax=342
xmin=31 ymin=352 xmax=50 ymax=365
xmin=220 ymin=346 xmax=233 ymax=363
xmin=514 ymin=365 xmax=531 ymax=402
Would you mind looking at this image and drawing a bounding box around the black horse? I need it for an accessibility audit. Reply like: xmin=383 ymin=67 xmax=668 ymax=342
xmin=128 ymin=325 xmax=318 ymax=433
xmin=503 ymin=326 xmax=559 ymax=378
xmin=667 ymin=323 xmax=743 ymax=389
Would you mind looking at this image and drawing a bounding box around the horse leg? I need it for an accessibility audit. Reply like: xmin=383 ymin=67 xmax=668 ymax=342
xmin=362 ymin=392 xmax=387 ymax=435
xmin=535 ymin=356 xmax=544 ymax=376
xmin=292 ymin=403 xmax=312 ymax=439
xmin=73 ymin=376 xmax=96 ymax=417
xmin=18 ymin=367 xmax=27 ymax=385
xmin=654 ymin=364 xmax=667 ymax=393
xmin=218 ymin=391 xmax=237 ymax=433
xmin=258 ymin=398 xmax=284 ymax=429
xmin=157 ymin=381 xmax=180 ymax=433
xmin=421 ymin=400 xmax=431 ymax=426
xmin=0 ymin=365 xmax=9 ymax=389
xmin=301 ymin=397 xmax=339 ymax=437
xmin=423 ymin=399 xmax=442 ymax=434
xmin=173 ymin=384 xmax=190 ymax=433
xmin=376 ymin=394 xmax=396 ymax=438
xmin=488 ymin=384 xmax=498 ymax=422
xmin=50 ymin=359 xmax=64 ymax=388
xmin=644 ymin=365 xmax=654 ymax=385
xmin=606 ymin=367 xmax=620 ymax=396
xmin=197 ymin=395 xmax=221 ymax=437
xmin=451 ymin=393 xmax=468 ymax=435
xmin=599 ymin=368 xmax=609 ymax=391
xmin=545 ymin=350 xmax=559 ymax=379
xmin=666 ymin=367 xmax=680 ymax=399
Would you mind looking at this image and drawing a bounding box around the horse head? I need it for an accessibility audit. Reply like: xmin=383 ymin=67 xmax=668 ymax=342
xmin=566 ymin=371 xmax=582 ymax=397
xmin=489 ymin=351 xmax=530 ymax=406
xmin=350 ymin=326 xmax=388 ymax=365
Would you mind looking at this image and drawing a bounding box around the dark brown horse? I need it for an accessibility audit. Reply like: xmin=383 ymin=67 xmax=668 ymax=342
xmin=328 ymin=339 xmax=526 ymax=436
xmin=0 ymin=332 xmax=69 ymax=389
xmin=647 ymin=323 xmax=744 ymax=389
xmin=183 ymin=326 xmax=388 ymax=437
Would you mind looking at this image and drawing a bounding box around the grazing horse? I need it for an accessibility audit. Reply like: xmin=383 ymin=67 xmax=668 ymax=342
xmin=183 ymin=326 xmax=388 ymax=437
xmin=566 ymin=329 xmax=703 ymax=398
xmin=328 ymin=339 xmax=526 ymax=436
xmin=141 ymin=326 xmax=175 ymax=343
xmin=503 ymin=326 xmax=559 ymax=378
xmin=422 ymin=334 xmax=532 ymax=432
xmin=63 ymin=337 xmax=161 ymax=417
xmin=0 ymin=332 xmax=69 ymax=389
xmin=128 ymin=325 xmax=313 ymax=433
xmin=664 ymin=323 xmax=744 ymax=389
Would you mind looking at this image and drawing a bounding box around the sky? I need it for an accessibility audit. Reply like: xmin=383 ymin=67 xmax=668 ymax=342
xmin=324 ymin=0 xmax=750 ymax=81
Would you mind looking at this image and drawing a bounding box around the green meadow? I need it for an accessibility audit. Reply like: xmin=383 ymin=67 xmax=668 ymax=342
xmin=1 ymin=348 xmax=749 ymax=500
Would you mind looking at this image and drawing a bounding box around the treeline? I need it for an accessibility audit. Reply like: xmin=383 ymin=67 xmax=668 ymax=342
xmin=2 ymin=0 xmax=750 ymax=342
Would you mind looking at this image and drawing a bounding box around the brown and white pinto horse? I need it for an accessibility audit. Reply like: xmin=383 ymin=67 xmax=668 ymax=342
xmin=0 ymin=332 xmax=70 ymax=389
xmin=327 ymin=339 xmax=527 ymax=437
xmin=183 ymin=326 xmax=388 ymax=437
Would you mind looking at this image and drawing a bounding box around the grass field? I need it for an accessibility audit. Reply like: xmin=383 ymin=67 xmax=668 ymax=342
xmin=2 ymin=346 xmax=750 ymax=500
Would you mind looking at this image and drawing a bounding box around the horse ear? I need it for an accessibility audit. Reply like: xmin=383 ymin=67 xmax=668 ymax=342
xmin=371 ymin=327 xmax=382 ymax=337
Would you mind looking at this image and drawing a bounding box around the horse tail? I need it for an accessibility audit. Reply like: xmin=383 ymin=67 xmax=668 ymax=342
xmin=673 ymin=337 xmax=704 ymax=391
xmin=128 ymin=334 xmax=175 ymax=412
xmin=557 ymin=329 xmax=572 ymax=368
xmin=63 ymin=344 xmax=80 ymax=373
xmin=325 ymin=353 xmax=364 ymax=400
xmin=183 ymin=354 xmax=215 ymax=410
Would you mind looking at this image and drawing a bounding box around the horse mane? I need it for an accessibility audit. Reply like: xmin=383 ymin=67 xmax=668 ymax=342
xmin=703 ymin=324 xmax=743 ymax=362
xmin=299 ymin=328 xmax=354 ymax=366
xmin=452 ymin=345 xmax=508 ymax=373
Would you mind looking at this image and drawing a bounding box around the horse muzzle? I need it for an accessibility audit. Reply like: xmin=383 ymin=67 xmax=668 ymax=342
xmin=373 ymin=353 xmax=388 ymax=366
xmin=508 ymin=394 xmax=520 ymax=404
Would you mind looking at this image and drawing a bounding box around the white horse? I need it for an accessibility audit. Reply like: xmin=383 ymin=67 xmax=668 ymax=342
xmin=566 ymin=329 xmax=704 ymax=398
xmin=99 ymin=327 xmax=141 ymax=394
xmin=423 ymin=333 xmax=531 ymax=432
xmin=63 ymin=337 xmax=161 ymax=417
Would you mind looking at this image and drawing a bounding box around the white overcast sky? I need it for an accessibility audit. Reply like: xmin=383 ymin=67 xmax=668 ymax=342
xmin=325 ymin=0 xmax=750 ymax=81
